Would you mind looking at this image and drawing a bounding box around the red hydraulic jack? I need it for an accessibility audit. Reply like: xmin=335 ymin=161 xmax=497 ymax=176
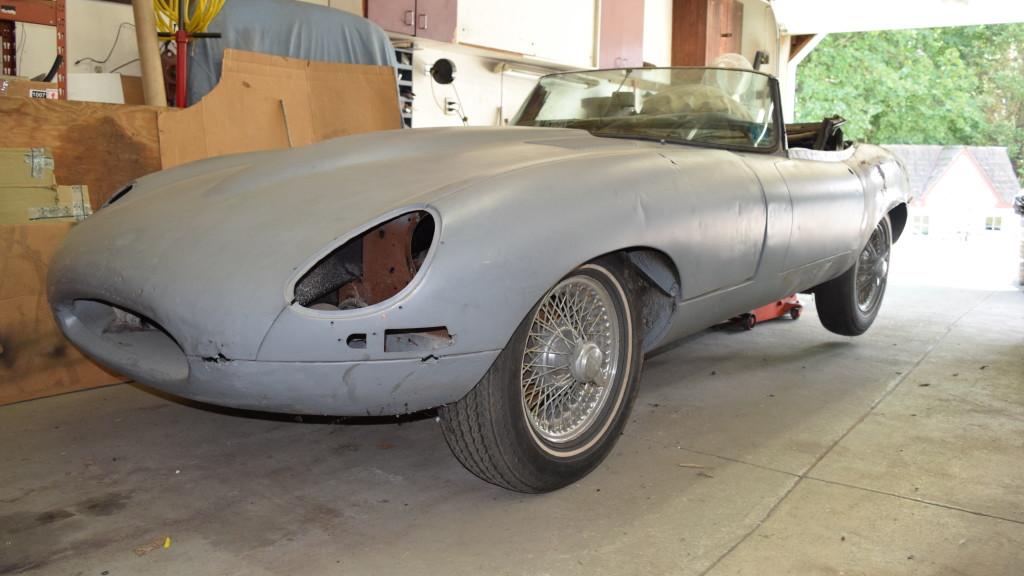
xmin=157 ymin=2 xmax=220 ymax=107
xmin=730 ymin=295 xmax=802 ymax=330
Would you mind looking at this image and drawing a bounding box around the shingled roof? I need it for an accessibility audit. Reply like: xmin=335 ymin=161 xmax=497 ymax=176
xmin=884 ymin=145 xmax=1021 ymax=205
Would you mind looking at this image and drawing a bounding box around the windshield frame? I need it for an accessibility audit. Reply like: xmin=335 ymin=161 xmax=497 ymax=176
xmin=510 ymin=67 xmax=784 ymax=154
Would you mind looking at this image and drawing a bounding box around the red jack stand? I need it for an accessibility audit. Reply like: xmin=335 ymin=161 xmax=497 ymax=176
xmin=157 ymin=2 xmax=221 ymax=107
xmin=731 ymin=296 xmax=802 ymax=330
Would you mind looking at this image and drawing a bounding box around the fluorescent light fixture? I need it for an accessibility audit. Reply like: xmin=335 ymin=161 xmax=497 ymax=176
xmin=493 ymin=62 xmax=551 ymax=80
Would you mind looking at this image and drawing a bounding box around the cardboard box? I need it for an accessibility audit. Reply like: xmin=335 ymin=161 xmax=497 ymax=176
xmin=0 ymin=76 xmax=59 ymax=99
xmin=120 ymin=75 xmax=147 ymax=106
xmin=1 ymin=148 xmax=56 ymax=226
xmin=158 ymin=49 xmax=403 ymax=168
xmin=0 ymin=223 xmax=125 ymax=406
xmin=1 ymin=149 xmax=93 ymax=225
xmin=0 ymin=187 xmax=58 ymax=226
xmin=0 ymin=147 xmax=57 ymax=188
xmin=27 ymin=186 xmax=93 ymax=223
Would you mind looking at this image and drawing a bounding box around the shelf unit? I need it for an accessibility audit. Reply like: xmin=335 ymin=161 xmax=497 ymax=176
xmin=395 ymin=46 xmax=413 ymax=127
xmin=0 ymin=0 xmax=67 ymax=98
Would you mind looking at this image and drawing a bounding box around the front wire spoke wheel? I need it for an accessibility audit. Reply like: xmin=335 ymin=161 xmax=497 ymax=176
xmin=522 ymin=276 xmax=619 ymax=444
xmin=439 ymin=256 xmax=643 ymax=493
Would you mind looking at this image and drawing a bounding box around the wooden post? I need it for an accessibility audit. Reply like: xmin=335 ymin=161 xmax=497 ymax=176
xmin=132 ymin=0 xmax=168 ymax=107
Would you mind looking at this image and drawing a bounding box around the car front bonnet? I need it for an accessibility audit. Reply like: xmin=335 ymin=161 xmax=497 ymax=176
xmin=47 ymin=126 xmax=615 ymax=362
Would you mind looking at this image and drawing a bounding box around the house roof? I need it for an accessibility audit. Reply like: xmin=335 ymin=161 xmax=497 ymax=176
xmin=884 ymin=145 xmax=1021 ymax=205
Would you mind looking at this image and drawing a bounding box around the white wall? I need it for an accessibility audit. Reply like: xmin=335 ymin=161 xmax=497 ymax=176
xmin=15 ymin=0 xmax=139 ymax=80
xmin=643 ymin=0 xmax=673 ymax=67
xmin=68 ymin=0 xmax=142 ymax=76
xmin=738 ymin=0 xmax=779 ymax=75
xmin=12 ymin=23 xmax=56 ymax=80
xmin=410 ymin=46 xmax=540 ymax=127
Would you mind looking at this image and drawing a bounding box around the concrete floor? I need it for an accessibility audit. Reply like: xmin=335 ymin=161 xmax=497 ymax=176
xmin=2 ymin=237 xmax=1023 ymax=575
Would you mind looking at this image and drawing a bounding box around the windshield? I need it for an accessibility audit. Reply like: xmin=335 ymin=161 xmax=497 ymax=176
xmin=511 ymin=67 xmax=778 ymax=150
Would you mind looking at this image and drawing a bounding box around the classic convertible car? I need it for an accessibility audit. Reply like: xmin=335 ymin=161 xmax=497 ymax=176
xmin=48 ymin=67 xmax=910 ymax=493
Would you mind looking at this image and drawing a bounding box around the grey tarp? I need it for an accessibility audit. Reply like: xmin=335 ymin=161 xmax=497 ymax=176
xmin=186 ymin=0 xmax=399 ymax=108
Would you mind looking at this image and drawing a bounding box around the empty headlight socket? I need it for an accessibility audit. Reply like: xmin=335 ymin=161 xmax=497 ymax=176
xmin=293 ymin=211 xmax=435 ymax=311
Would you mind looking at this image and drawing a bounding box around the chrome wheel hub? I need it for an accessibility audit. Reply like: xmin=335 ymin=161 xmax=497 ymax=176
xmin=856 ymin=221 xmax=891 ymax=312
xmin=571 ymin=342 xmax=604 ymax=383
xmin=521 ymin=275 xmax=620 ymax=444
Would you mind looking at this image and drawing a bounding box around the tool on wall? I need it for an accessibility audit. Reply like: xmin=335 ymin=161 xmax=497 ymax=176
xmin=154 ymin=0 xmax=224 ymax=107
xmin=428 ymin=58 xmax=468 ymax=124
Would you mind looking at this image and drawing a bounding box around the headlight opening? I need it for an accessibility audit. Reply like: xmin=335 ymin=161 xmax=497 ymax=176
xmin=293 ymin=210 xmax=435 ymax=311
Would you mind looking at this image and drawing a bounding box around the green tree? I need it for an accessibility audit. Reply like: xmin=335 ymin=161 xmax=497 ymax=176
xmin=795 ymin=24 xmax=1024 ymax=184
xmin=952 ymin=24 xmax=1024 ymax=184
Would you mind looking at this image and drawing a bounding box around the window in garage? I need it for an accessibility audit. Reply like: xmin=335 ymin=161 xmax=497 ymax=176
xmin=911 ymin=215 xmax=930 ymax=236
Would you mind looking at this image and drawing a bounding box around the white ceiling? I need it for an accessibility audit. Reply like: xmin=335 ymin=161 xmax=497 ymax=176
xmin=770 ymin=0 xmax=1024 ymax=34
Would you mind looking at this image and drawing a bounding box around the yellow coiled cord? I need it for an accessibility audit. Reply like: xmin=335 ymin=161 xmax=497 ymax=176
xmin=154 ymin=0 xmax=226 ymax=34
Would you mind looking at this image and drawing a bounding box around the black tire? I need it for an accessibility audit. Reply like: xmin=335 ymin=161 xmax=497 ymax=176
xmin=439 ymin=256 xmax=643 ymax=493
xmin=815 ymin=215 xmax=892 ymax=336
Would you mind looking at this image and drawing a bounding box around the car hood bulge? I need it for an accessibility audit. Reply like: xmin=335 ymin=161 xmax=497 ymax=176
xmin=48 ymin=126 xmax=639 ymax=360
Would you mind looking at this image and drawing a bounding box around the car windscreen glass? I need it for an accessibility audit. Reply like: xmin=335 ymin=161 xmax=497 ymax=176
xmin=510 ymin=67 xmax=777 ymax=150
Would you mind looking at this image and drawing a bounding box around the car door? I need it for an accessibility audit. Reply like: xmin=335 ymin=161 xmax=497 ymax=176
xmin=651 ymin=148 xmax=768 ymax=299
xmin=774 ymin=156 xmax=866 ymax=271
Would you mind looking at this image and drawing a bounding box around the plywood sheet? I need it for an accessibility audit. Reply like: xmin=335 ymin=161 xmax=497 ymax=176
xmin=0 ymin=97 xmax=162 ymax=209
xmin=158 ymin=49 xmax=402 ymax=168
xmin=0 ymin=223 xmax=125 ymax=406
xmin=0 ymin=76 xmax=58 ymax=99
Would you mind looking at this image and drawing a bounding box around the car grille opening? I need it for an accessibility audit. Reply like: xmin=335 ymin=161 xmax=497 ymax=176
xmin=71 ymin=299 xmax=188 ymax=382
xmin=293 ymin=211 xmax=435 ymax=310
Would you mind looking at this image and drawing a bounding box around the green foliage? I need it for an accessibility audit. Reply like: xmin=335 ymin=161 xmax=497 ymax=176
xmin=795 ymin=24 xmax=1024 ymax=184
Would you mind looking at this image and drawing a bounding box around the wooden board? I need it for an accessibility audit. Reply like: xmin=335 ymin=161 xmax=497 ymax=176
xmin=0 ymin=96 xmax=161 ymax=210
xmin=0 ymin=223 xmax=126 ymax=406
xmin=158 ymin=49 xmax=402 ymax=169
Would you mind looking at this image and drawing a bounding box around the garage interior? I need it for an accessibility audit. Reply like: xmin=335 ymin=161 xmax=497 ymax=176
xmin=2 ymin=1 xmax=1023 ymax=574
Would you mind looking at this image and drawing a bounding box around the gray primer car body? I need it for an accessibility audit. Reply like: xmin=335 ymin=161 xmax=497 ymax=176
xmin=47 ymin=67 xmax=910 ymax=418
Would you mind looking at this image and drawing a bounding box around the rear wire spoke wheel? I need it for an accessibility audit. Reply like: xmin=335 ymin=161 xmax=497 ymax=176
xmin=439 ymin=256 xmax=643 ymax=493
xmin=815 ymin=215 xmax=893 ymax=336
